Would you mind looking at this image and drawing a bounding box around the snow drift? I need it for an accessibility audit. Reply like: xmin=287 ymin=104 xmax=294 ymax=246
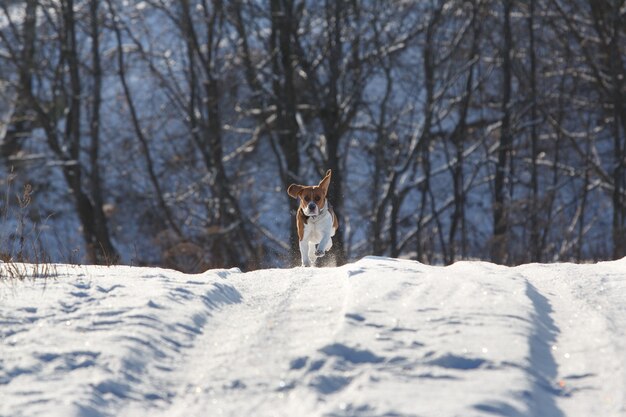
xmin=1 ymin=257 xmax=624 ymax=417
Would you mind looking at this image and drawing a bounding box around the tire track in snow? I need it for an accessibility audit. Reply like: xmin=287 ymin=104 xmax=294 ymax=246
xmin=522 ymin=263 xmax=624 ymax=417
xmin=524 ymin=281 xmax=565 ymax=417
xmin=156 ymin=266 xmax=350 ymax=417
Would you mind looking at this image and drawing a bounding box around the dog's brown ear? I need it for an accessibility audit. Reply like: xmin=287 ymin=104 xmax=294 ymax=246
xmin=318 ymin=169 xmax=332 ymax=194
xmin=287 ymin=184 xmax=303 ymax=199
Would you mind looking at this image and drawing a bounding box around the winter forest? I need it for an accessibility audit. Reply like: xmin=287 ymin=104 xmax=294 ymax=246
xmin=0 ymin=0 xmax=625 ymax=271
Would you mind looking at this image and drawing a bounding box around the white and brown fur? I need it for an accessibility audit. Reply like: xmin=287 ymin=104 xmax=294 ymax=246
xmin=287 ymin=169 xmax=339 ymax=267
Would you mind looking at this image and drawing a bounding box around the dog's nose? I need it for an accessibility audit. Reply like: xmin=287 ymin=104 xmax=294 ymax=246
xmin=308 ymin=202 xmax=317 ymax=211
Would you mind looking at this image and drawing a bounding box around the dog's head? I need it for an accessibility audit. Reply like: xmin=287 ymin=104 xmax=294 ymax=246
xmin=287 ymin=169 xmax=332 ymax=217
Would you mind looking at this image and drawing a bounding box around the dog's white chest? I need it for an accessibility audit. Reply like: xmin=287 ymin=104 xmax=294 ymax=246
xmin=303 ymin=210 xmax=334 ymax=243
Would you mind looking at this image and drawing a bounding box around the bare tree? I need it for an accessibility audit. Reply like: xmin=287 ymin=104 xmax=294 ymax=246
xmin=491 ymin=0 xmax=514 ymax=264
xmin=1 ymin=0 xmax=118 ymax=263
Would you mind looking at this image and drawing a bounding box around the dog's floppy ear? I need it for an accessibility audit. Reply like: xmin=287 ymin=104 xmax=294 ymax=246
xmin=318 ymin=169 xmax=332 ymax=194
xmin=287 ymin=184 xmax=304 ymax=199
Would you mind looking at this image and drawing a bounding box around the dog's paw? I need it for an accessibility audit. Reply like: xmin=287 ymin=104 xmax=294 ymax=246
xmin=302 ymin=260 xmax=312 ymax=267
xmin=315 ymin=250 xmax=325 ymax=257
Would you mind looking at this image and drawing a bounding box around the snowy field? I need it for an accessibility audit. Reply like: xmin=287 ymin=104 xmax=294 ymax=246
xmin=1 ymin=257 xmax=625 ymax=417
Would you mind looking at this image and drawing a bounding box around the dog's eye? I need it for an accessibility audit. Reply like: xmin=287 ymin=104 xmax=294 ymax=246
xmin=315 ymin=196 xmax=321 ymax=202
xmin=304 ymin=196 xmax=311 ymax=202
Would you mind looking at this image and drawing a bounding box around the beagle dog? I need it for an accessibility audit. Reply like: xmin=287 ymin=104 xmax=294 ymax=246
xmin=287 ymin=169 xmax=339 ymax=267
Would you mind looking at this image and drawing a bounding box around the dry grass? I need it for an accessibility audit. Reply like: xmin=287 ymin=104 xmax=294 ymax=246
xmin=0 ymin=259 xmax=57 ymax=281
xmin=1 ymin=172 xmax=58 ymax=281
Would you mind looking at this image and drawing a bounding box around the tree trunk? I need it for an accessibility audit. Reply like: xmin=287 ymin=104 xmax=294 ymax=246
xmin=528 ymin=0 xmax=541 ymax=262
xmin=63 ymin=0 xmax=117 ymax=263
xmin=448 ymin=4 xmax=480 ymax=263
xmin=492 ymin=0 xmax=513 ymax=265
xmin=270 ymin=0 xmax=301 ymax=264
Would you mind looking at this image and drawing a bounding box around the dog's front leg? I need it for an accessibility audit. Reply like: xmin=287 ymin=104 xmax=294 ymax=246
xmin=315 ymin=233 xmax=332 ymax=257
xmin=299 ymin=240 xmax=312 ymax=267
xmin=308 ymin=242 xmax=318 ymax=266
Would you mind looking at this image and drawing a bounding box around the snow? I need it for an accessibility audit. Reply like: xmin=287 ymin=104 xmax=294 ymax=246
xmin=1 ymin=257 xmax=625 ymax=417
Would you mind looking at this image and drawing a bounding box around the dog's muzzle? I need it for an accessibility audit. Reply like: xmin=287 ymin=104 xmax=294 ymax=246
xmin=304 ymin=202 xmax=319 ymax=216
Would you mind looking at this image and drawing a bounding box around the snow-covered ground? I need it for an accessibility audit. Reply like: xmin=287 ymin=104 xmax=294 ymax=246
xmin=1 ymin=257 xmax=624 ymax=417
